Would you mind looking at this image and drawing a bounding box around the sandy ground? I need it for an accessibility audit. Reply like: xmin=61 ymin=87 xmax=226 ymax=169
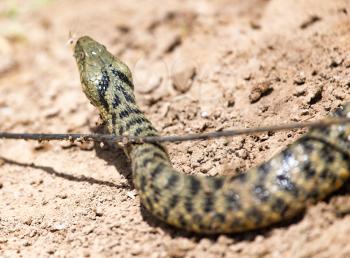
xmin=0 ymin=0 xmax=350 ymax=257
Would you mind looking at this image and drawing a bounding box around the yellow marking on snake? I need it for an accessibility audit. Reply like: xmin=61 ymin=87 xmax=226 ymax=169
xmin=74 ymin=36 xmax=350 ymax=234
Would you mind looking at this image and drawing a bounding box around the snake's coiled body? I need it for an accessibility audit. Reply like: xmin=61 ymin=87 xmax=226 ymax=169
xmin=74 ymin=36 xmax=350 ymax=234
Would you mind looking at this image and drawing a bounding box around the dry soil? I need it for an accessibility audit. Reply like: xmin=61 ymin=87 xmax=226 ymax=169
xmin=0 ymin=0 xmax=350 ymax=257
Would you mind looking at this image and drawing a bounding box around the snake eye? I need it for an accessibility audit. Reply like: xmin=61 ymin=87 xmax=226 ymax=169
xmin=80 ymin=52 xmax=85 ymax=59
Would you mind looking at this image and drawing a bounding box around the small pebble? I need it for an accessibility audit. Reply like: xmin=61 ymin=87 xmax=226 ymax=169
xmin=243 ymin=73 xmax=252 ymax=80
xmin=224 ymin=91 xmax=235 ymax=107
xmin=329 ymin=56 xmax=343 ymax=68
xmin=293 ymin=87 xmax=306 ymax=97
xmin=130 ymin=246 xmax=143 ymax=255
xmin=50 ymin=223 xmax=66 ymax=232
xmin=300 ymin=110 xmax=309 ymax=116
xmin=237 ymin=149 xmax=248 ymax=159
xmin=294 ymin=72 xmax=306 ymax=85
xmin=200 ymin=111 xmax=209 ymax=118
xmin=127 ymin=190 xmax=136 ymax=199
xmin=47 ymin=249 xmax=55 ymax=254
xmin=29 ymin=230 xmax=37 ymax=238
xmin=249 ymin=81 xmax=273 ymax=103
xmin=22 ymin=241 xmax=31 ymax=247
xmin=56 ymin=193 xmax=67 ymax=199
xmin=172 ymin=65 xmax=196 ymax=93
xmin=23 ymin=216 xmax=33 ymax=226
xmin=0 ymin=238 xmax=8 ymax=244
xmin=83 ymin=226 xmax=95 ymax=235
xmin=167 ymin=238 xmax=195 ymax=258
xmin=307 ymin=85 xmax=323 ymax=105
xmin=82 ymin=250 xmax=91 ymax=257
xmin=94 ymin=208 xmax=103 ymax=217
xmin=54 ymin=223 xmax=66 ymax=230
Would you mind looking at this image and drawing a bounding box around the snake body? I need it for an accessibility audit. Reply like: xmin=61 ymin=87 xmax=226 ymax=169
xmin=74 ymin=36 xmax=350 ymax=234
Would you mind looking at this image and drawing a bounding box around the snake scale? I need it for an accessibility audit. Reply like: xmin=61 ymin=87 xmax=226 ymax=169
xmin=74 ymin=36 xmax=350 ymax=234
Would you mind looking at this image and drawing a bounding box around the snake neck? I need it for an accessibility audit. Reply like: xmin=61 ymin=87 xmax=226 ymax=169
xmin=97 ymin=73 xmax=158 ymax=139
xmin=100 ymin=77 xmax=166 ymax=161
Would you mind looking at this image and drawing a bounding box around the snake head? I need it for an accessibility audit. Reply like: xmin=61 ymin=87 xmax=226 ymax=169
xmin=74 ymin=36 xmax=133 ymax=115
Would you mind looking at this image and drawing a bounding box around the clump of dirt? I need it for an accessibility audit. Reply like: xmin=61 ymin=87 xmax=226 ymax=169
xmin=0 ymin=0 xmax=350 ymax=257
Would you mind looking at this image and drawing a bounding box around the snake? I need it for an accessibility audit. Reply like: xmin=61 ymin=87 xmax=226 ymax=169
xmin=74 ymin=35 xmax=350 ymax=234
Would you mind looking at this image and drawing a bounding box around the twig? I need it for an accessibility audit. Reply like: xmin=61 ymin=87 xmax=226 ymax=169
xmin=0 ymin=132 xmax=117 ymax=142
xmin=0 ymin=117 xmax=349 ymax=144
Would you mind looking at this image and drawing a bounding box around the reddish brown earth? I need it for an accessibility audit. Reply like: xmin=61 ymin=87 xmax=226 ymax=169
xmin=0 ymin=0 xmax=350 ymax=257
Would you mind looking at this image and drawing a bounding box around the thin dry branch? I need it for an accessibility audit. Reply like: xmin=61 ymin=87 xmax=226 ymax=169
xmin=0 ymin=117 xmax=349 ymax=144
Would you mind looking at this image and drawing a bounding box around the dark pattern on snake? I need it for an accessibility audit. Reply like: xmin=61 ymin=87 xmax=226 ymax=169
xmin=74 ymin=36 xmax=350 ymax=234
